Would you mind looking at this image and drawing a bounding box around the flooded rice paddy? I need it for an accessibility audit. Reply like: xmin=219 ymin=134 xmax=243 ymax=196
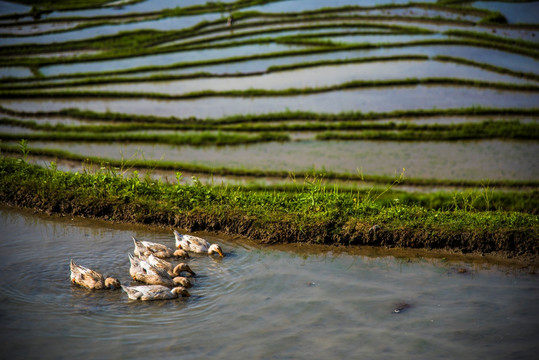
xmin=0 ymin=0 xmax=538 ymax=186
xmin=15 ymin=139 xmax=539 ymax=181
xmin=1 ymin=205 xmax=538 ymax=359
xmin=72 ymin=60 xmax=537 ymax=94
xmin=2 ymin=86 xmax=537 ymax=119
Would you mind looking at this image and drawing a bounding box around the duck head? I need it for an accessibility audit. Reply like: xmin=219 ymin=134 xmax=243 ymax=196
xmin=173 ymin=276 xmax=193 ymax=288
xmin=208 ymin=244 xmax=224 ymax=257
xmin=105 ymin=277 xmax=121 ymax=290
xmin=173 ymin=263 xmax=196 ymax=277
xmin=173 ymin=248 xmax=190 ymax=259
xmin=171 ymin=286 xmax=190 ymax=298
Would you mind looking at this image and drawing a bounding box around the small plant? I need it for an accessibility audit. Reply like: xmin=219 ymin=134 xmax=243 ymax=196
xmin=18 ymin=139 xmax=29 ymax=162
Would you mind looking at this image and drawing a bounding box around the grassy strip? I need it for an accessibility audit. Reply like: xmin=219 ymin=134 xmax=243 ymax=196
xmin=434 ymin=55 xmax=539 ymax=82
xmin=229 ymin=182 xmax=539 ymax=214
xmin=1 ymin=143 xmax=537 ymax=188
xmin=445 ymin=29 xmax=539 ymax=51
xmin=2 ymin=77 xmax=539 ymax=100
xmin=1 ymin=105 xmax=538 ymax=125
xmin=2 ymin=118 xmax=537 ymax=140
xmin=0 ymin=131 xmax=290 ymax=146
xmin=0 ymin=156 xmax=537 ymax=258
xmin=316 ymin=121 xmax=539 ymax=141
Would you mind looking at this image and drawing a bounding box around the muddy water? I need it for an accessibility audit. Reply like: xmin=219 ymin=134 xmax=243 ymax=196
xmin=16 ymin=139 xmax=539 ymax=181
xmin=0 ymin=206 xmax=537 ymax=359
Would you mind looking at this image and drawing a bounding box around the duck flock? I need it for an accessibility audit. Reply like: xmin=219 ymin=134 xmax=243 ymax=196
xmin=70 ymin=230 xmax=224 ymax=301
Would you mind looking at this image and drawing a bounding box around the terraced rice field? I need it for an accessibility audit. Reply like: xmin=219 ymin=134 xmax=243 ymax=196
xmin=1 ymin=0 xmax=538 ymax=190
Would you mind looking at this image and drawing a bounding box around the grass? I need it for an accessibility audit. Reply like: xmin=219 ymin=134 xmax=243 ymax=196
xmin=2 ymin=118 xmax=537 ymax=140
xmin=315 ymin=120 xmax=539 ymax=141
xmin=0 ymin=131 xmax=290 ymax=146
xmin=2 ymin=105 xmax=537 ymax=125
xmin=0 ymin=155 xmax=536 ymax=257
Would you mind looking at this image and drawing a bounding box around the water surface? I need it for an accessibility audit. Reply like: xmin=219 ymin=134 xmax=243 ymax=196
xmin=473 ymin=1 xmax=539 ymax=24
xmin=2 ymin=86 xmax=537 ymax=119
xmin=0 ymin=206 xmax=537 ymax=359
xmin=72 ymin=60 xmax=537 ymax=94
xmin=81 ymin=45 xmax=539 ymax=79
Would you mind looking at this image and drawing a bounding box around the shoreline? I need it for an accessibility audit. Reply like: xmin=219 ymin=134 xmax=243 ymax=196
xmin=1 ymin=157 xmax=536 ymax=267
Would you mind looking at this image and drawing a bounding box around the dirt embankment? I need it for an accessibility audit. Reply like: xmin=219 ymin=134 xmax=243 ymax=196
xmin=1 ymin=185 xmax=537 ymax=267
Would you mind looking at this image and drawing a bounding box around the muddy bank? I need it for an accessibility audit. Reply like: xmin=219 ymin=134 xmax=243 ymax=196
xmin=1 ymin=180 xmax=536 ymax=267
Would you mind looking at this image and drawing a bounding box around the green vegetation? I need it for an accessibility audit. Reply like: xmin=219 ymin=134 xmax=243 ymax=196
xmin=2 ymin=105 xmax=537 ymax=126
xmin=0 ymin=155 xmax=536 ymax=256
xmin=2 ymin=118 xmax=537 ymax=141
xmin=315 ymin=120 xmax=539 ymax=141
xmin=0 ymin=131 xmax=289 ymax=146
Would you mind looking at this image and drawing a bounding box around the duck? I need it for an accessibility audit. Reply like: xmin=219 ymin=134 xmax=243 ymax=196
xmin=70 ymin=259 xmax=121 ymax=290
xmin=173 ymin=230 xmax=224 ymax=257
xmin=132 ymin=236 xmax=186 ymax=259
xmin=121 ymin=285 xmax=190 ymax=301
xmin=128 ymin=254 xmax=193 ymax=288
xmin=143 ymin=253 xmax=196 ymax=277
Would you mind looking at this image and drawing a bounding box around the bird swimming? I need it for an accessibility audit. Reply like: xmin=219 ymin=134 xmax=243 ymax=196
xmin=128 ymin=253 xmax=193 ymax=288
xmin=132 ymin=236 xmax=185 ymax=259
xmin=121 ymin=285 xmax=190 ymax=300
xmin=70 ymin=259 xmax=121 ymax=290
xmin=174 ymin=230 xmax=224 ymax=257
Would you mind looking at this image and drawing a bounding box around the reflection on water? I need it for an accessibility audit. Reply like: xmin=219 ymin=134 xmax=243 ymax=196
xmin=0 ymin=206 xmax=537 ymax=359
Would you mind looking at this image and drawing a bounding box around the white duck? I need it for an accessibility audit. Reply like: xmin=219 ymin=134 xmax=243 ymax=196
xmin=121 ymin=285 xmax=190 ymax=300
xmin=174 ymin=230 xmax=224 ymax=257
xmin=132 ymin=236 xmax=186 ymax=259
xmin=70 ymin=260 xmax=121 ymax=290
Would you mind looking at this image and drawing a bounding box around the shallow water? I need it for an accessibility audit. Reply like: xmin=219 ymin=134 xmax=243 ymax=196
xmin=73 ymin=60 xmax=537 ymax=94
xmin=246 ymin=0 xmax=438 ymax=13
xmin=473 ymin=1 xmax=539 ymax=24
xmin=39 ymin=43 xmax=301 ymax=77
xmin=16 ymin=139 xmax=539 ymax=181
xmin=0 ymin=13 xmax=222 ymax=46
xmin=0 ymin=21 xmax=82 ymax=36
xmin=44 ymin=0 xmax=237 ymax=19
xmin=2 ymin=86 xmax=537 ymax=119
xmin=0 ymin=206 xmax=537 ymax=360
xmin=0 ymin=0 xmax=30 ymax=15
xmin=111 ymin=44 xmax=539 ymax=79
xmin=0 ymin=66 xmax=32 ymax=78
